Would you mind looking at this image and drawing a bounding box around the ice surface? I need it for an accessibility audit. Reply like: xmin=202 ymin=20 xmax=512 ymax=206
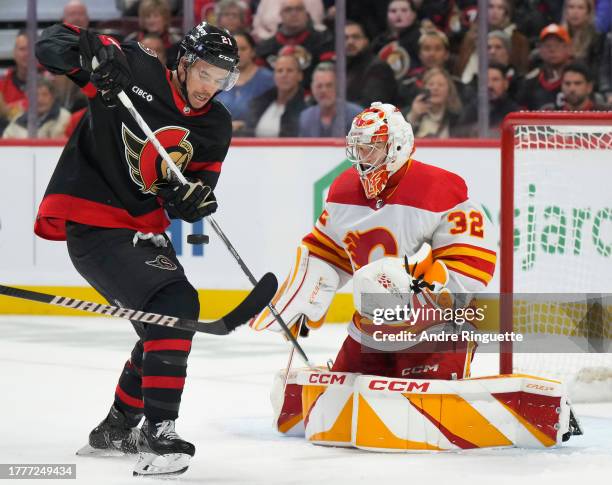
xmin=1 ymin=316 xmax=611 ymax=485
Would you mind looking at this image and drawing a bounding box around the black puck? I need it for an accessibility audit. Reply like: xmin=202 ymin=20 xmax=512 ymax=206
xmin=187 ymin=234 xmax=209 ymax=245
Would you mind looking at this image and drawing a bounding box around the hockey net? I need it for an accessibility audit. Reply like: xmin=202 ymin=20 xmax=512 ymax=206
xmin=500 ymin=112 xmax=612 ymax=402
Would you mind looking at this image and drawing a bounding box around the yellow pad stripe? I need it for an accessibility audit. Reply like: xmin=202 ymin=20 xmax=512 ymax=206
xmin=354 ymin=395 xmax=443 ymax=450
xmin=278 ymin=412 xmax=303 ymax=434
xmin=406 ymin=394 xmax=513 ymax=448
xmin=308 ymin=396 xmax=354 ymax=443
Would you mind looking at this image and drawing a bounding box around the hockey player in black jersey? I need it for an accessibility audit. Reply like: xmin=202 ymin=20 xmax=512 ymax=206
xmin=35 ymin=22 xmax=239 ymax=477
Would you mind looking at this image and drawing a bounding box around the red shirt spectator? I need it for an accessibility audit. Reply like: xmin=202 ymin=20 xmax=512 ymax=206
xmin=0 ymin=31 xmax=30 ymax=115
xmin=517 ymin=24 xmax=572 ymax=109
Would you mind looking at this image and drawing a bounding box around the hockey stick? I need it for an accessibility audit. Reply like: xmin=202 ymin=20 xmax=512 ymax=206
xmin=115 ymin=90 xmax=316 ymax=369
xmin=0 ymin=273 xmax=277 ymax=336
xmin=281 ymin=315 xmax=306 ymax=393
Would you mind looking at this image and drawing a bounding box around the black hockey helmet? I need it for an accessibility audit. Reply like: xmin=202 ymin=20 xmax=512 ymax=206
xmin=176 ymin=22 xmax=240 ymax=91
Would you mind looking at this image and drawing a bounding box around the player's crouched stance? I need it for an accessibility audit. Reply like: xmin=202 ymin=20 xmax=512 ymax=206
xmin=34 ymin=20 xmax=240 ymax=476
xmin=250 ymin=102 xmax=582 ymax=450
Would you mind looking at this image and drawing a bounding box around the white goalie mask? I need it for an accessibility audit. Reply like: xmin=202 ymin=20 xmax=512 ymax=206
xmin=346 ymin=102 xmax=415 ymax=199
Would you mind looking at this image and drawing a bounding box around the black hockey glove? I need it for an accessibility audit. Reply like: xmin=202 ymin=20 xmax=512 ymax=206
xmin=79 ymin=30 xmax=132 ymax=106
xmin=158 ymin=180 xmax=218 ymax=223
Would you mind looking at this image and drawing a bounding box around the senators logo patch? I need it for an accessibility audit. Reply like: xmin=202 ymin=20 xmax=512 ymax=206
xmin=145 ymin=255 xmax=178 ymax=271
xmin=122 ymin=123 xmax=194 ymax=194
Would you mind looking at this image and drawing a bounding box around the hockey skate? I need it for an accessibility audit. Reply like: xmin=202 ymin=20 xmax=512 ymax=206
xmin=133 ymin=419 xmax=195 ymax=477
xmin=76 ymin=405 xmax=142 ymax=457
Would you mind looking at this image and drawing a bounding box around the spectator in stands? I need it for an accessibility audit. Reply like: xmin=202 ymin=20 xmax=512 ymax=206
xmin=599 ymin=32 xmax=612 ymax=104
xmin=298 ymin=62 xmax=362 ymax=137
xmin=346 ymin=1 xmax=390 ymax=42
xmin=140 ymin=32 xmax=168 ymax=66
xmin=518 ymin=24 xmax=572 ymax=109
xmin=456 ymin=0 xmax=530 ymax=84
xmin=217 ymin=31 xmax=275 ymax=134
xmin=255 ymin=0 xmax=334 ymax=90
xmin=563 ymin=0 xmax=604 ymax=73
xmin=446 ymin=0 xmax=478 ymax=50
xmin=0 ymin=31 xmax=30 ymax=121
xmin=3 ymin=78 xmax=70 ymax=139
xmin=116 ymin=0 xmax=181 ymax=16
xmin=372 ymin=0 xmax=422 ymax=81
xmin=252 ymin=0 xmax=325 ymax=41
xmin=54 ymin=0 xmax=91 ymax=113
xmin=215 ymin=0 xmax=250 ymax=34
xmin=486 ymin=63 xmax=521 ymax=132
xmin=487 ymin=0 xmax=531 ymax=75
xmin=244 ymin=54 xmax=306 ymax=137
xmin=345 ymin=21 xmax=397 ymax=107
xmin=414 ymin=0 xmax=454 ymax=32
xmin=125 ymin=0 xmax=181 ymax=66
xmin=543 ymin=62 xmax=608 ymax=110
xmin=513 ymin=0 xmax=563 ymax=41
xmin=405 ymin=67 xmax=464 ymax=138
xmin=63 ymin=0 xmax=90 ymax=28
xmin=398 ymin=29 xmax=469 ymax=109
xmin=462 ymin=63 xmax=521 ymax=137
xmin=488 ymin=30 xmax=524 ymax=97
xmin=0 ymin=97 xmax=10 ymax=135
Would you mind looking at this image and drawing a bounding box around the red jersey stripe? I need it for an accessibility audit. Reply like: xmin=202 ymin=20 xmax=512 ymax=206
xmin=34 ymin=193 xmax=169 ymax=241
xmin=186 ymin=161 xmax=222 ymax=173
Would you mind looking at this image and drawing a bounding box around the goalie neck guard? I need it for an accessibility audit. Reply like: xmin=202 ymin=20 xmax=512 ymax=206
xmin=346 ymin=102 xmax=415 ymax=199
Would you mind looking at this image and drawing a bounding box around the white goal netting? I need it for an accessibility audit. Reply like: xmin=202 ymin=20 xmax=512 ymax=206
xmin=509 ymin=119 xmax=612 ymax=401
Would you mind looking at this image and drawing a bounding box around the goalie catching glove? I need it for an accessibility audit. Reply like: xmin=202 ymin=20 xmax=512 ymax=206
xmin=353 ymin=243 xmax=454 ymax=327
xmin=250 ymin=245 xmax=340 ymax=337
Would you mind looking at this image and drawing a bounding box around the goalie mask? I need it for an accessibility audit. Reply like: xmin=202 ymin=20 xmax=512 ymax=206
xmin=346 ymin=102 xmax=415 ymax=199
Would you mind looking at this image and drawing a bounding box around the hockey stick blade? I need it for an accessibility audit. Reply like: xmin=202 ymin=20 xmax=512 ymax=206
xmin=0 ymin=273 xmax=277 ymax=336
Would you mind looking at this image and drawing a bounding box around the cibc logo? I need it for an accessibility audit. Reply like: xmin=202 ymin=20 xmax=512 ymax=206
xmin=308 ymin=373 xmax=347 ymax=385
xmin=368 ymin=379 xmax=430 ymax=392
xmin=132 ymin=85 xmax=153 ymax=102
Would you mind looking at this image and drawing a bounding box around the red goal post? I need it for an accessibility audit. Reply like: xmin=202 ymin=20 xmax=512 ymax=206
xmin=499 ymin=111 xmax=612 ymax=375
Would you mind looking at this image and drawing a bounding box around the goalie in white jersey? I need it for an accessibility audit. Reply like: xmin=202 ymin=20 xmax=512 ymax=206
xmin=251 ymin=102 xmax=497 ymax=430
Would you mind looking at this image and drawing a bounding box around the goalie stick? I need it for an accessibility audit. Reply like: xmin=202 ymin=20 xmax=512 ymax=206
xmin=0 ymin=272 xmax=277 ymax=336
xmin=112 ymin=88 xmax=315 ymax=369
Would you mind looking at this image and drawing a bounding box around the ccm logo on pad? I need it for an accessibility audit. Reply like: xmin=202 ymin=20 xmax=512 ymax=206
xmin=526 ymin=383 xmax=555 ymax=391
xmin=368 ymin=380 xmax=430 ymax=392
xmin=308 ymin=373 xmax=347 ymax=385
xmin=132 ymin=85 xmax=154 ymax=102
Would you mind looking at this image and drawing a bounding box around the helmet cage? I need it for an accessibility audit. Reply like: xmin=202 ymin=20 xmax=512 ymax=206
xmin=346 ymin=134 xmax=392 ymax=177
